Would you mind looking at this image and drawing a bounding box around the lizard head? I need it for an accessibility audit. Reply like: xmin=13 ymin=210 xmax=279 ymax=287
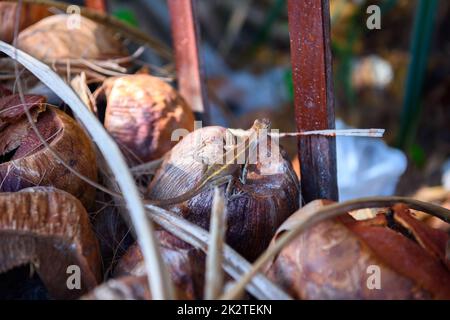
xmin=252 ymin=118 xmax=271 ymax=131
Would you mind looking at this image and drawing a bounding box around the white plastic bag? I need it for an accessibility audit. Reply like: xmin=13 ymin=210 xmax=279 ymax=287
xmin=336 ymin=120 xmax=407 ymax=201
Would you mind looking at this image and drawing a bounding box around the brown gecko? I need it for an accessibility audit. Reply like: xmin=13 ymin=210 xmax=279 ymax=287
xmin=144 ymin=118 xmax=271 ymax=206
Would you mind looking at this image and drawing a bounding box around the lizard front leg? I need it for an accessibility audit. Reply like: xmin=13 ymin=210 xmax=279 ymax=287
xmin=226 ymin=176 xmax=250 ymax=201
xmin=208 ymin=175 xmax=234 ymax=199
xmin=225 ymin=176 xmax=236 ymax=198
xmin=240 ymin=151 xmax=253 ymax=185
xmin=209 ymin=175 xmax=244 ymax=201
xmin=240 ymin=133 xmax=259 ymax=185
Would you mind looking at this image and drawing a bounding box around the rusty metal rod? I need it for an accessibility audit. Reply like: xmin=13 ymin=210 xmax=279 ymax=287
xmin=84 ymin=0 xmax=107 ymax=12
xmin=167 ymin=0 xmax=209 ymax=123
xmin=287 ymin=0 xmax=338 ymax=202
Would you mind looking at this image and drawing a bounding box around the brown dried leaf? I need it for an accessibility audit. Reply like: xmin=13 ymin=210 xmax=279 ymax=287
xmin=392 ymin=204 xmax=450 ymax=270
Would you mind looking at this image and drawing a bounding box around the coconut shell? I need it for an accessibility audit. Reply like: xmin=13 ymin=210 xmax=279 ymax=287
xmin=102 ymin=74 xmax=195 ymax=164
xmin=147 ymin=125 xmax=300 ymax=261
xmin=0 ymin=102 xmax=97 ymax=209
xmin=114 ymin=230 xmax=205 ymax=300
xmin=0 ymin=187 xmax=101 ymax=299
xmin=17 ymin=14 xmax=127 ymax=62
xmin=82 ymin=273 xmax=194 ymax=300
xmin=265 ymin=200 xmax=450 ymax=299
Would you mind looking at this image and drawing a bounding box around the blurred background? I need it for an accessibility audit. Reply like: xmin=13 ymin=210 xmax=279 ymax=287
xmin=94 ymin=0 xmax=450 ymax=202
xmin=7 ymin=0 xmax=450 ymax=201
xmin=1 ymin=0 xmax=449 ymax=300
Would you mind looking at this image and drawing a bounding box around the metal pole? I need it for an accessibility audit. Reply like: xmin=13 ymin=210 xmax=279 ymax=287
xmin=287 ymin=0 xmax=338 ymax=202
xmin=84 ymin=0 xmax=107 ymax=12
xmin=167 ymin=0 xmax=209 ymax=123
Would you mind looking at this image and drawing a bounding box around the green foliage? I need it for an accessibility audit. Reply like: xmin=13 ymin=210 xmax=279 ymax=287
xmin=408 ymin=143 xmax=426 ymax=168
xmin=397 ymin=0 xmax=438 ymax=149
xmin=113 ymin=9 xmax=139 ymax=27
xmin=284 ymin=68 xmax=294 ymax=102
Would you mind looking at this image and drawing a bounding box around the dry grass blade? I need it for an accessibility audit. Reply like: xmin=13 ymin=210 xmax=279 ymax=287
xmin=70 ymin=73 xmax=96 ymax=114
xmin=219 ymin=0 xmax=252 ymax=56
xmin=0 ymin=41 xmax=174 ymax=300
xmin=130 ymin=158 xmax=164 ymax=176
xmin=145 ymin=203 xmax=292 ymax=300
xmin=229 ymin=128 xmax=385 ymax=138
xmin=204 ymin=187 xmax=227 ymax=299
xmin=221 ymin=196 xmax=450 ymax=299
xmin=4 ymin=0 xmax=172 ymax=60
xmin=273 ymin=128 xmax=385 ymax=137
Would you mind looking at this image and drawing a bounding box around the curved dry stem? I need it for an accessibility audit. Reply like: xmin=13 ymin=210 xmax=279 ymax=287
xmin=130 ymin=158 xmax=164 ymax=176
xmin=0 ymin=41 xmax=174 ymax=300
xmin=221 ymin=196 xmax=450 ymax=300
xmin=3 ymin=0 xmax=172 ymax=60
